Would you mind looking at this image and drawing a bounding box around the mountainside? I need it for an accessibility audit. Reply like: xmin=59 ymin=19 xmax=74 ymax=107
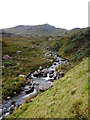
xmin=45 ymin=27 xmax=89 ymax=62
xmin=2 ymin=24 xmax=68 ymax=36
xmin=9 ymin=57 xmax=88 ymax=118
xmin=1 ymin=26 xmax=89 ymax=119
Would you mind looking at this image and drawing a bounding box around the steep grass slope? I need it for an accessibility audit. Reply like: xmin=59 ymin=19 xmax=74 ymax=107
xmin=9 ymin=57 xmax=88 ymax=118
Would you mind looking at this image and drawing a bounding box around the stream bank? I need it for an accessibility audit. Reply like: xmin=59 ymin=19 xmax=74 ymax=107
xmin=0 ymin=50 xmax=69 ymax=120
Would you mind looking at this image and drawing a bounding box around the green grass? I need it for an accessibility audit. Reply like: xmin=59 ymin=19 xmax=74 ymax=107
xmin=9 ymin=57 xmax=88 ymax=118
xmin=44 ymin=28 xmax=89 ymax=63
xmin=2 ymin=35 xmax=53 ymax=99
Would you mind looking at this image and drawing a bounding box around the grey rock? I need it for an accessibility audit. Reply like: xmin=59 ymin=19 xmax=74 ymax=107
xmin=24 ymin=85 xmax=34 ymax=94
xmin=2 ymin=55 xmax=13 ymax=60
xmin=7 ymin=96 xmax=11 ymax=100
xmin=49 ymin=70 xmax=54 ymax=74
xmin=38 ymin=82 xmax=53 ymax=91
xmin=33 ymin=71 xmax=39 ymax=77
xmin=43 ymin=70 xmax=48 ymax=77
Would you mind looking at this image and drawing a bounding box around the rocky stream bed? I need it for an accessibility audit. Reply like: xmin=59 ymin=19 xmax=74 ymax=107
xmin=0 ymin=50 xmax=69 ymax=119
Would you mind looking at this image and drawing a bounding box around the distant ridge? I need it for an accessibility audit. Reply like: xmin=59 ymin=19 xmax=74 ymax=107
xmin=2 ymin=24 xmax=68 ymax=36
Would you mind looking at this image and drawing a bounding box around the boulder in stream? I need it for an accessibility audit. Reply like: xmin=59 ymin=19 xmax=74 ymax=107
xmin=24 ymin=85 xmax=34 ymax=94
xmin=38 ymin=82 xmax=53 ymax=91
xmin=33 ymin=71 xmax=39 ymax=77
xmin=55 ymin=58 xmax=59 ymax=62
xmin=43 ymin=70 xmax=48 ymax=77
xmin=49 ymin=70 xmax=54 ymax=74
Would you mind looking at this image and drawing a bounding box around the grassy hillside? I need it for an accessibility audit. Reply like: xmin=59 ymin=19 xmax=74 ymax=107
xmin=9 ymin=57 xmax=88 ymax=118
xmin=2 ymin=35 xmax=53 ymax=99
xmin=44 ymin=28 xmax=89 ymax=63
xmin=2 ymin=26 xmax=89 ymax=118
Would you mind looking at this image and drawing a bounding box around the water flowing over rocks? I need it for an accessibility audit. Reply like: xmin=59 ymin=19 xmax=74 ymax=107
xmin=1 ymin=50 xmax=69 ymax=119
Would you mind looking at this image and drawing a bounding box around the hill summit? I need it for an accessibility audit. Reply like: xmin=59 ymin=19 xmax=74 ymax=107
xmin=2 ymin=24 xmax=68 ymax=36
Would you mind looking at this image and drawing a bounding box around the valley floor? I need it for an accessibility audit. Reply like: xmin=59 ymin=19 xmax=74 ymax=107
xmin=9 ymin=57 xmax=88 ymax=118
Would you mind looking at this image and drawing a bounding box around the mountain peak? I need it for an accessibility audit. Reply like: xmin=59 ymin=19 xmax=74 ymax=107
xmin=3 ymin=24 xmax=68 ymax=36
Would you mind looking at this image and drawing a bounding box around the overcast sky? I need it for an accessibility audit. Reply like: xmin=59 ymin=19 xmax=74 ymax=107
xmin=0 ymin=0 xmax=89 ymax=30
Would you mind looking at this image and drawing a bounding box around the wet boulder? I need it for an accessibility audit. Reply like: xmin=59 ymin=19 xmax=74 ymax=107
xmin=39 ymin=66 xmax=43 ymax=71
xmin=26 ymin=79 xmax=31 ymax=85
xmin=55 ymin=58 xmax=59 ymax=62
xmin=49 ymin=73 xmax=54 ymax=78
xmin=3 ymin=112 xmax=10 ymax=118
xmin=49 ymin=70 xmax=54 ymax=74
xmin=24 ymin=85 xmax=34 ymax=94
xmin=33 ymin=82 xmax=39 ymax=86
xmin=11 ymin=100 xmax=16 ymax=105
xmin=60 ymin=58 xmax=65 ymax=61
xmin=26 ymin=72 xmax=32 ymax=80
xmin=33 ymin=71 xmax=39 ymax=77
xmin=10 ymin=105 xmax=15 ymax=112
xmin=54 ymin=62 xmax=57 ymax=65
xmin=43 ymin=70 xmax=48 ymax=77
xmin=37 ymin=70 xmax=43 ymax=77
xmin=38 ymin=82 xmax=53 ymax=91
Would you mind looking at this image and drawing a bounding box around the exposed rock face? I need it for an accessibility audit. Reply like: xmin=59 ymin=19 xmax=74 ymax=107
xmin=38 ymin=82 xmax=53 ymax=91
xmin=2 ymin=55 xmax=13 ymax=60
